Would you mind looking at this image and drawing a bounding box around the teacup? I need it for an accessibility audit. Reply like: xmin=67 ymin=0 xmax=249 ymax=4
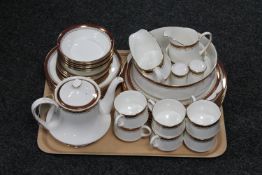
xmin=184 ymin=131 xmax=216 ymax=152
xmin=150 ymin=133 xmax=183 ymax=152
xmin=148 ymin=99 xmax=186 ymax=139
xmin=114 ymin=91 xmax=148 ymax=129
xmin=186 ymin=96 xmax=221 ymax=139
xmin=113 ymin=124 xmax=152 ymax=142
xmin=164 ymin=27 xmax=212 ymax=64
xmin=57 ymin=24 xmax=114 ymax=65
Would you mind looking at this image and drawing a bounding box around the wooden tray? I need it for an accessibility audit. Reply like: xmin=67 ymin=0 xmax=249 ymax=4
xmin=37 ymin=51 xmax=227 ymax=158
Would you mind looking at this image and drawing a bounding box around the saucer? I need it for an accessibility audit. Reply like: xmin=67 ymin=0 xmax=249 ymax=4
xmin=45 ymin=106 xmax=111 ymax=146
xmin=44 ymin=47 xmax=121 ymax=90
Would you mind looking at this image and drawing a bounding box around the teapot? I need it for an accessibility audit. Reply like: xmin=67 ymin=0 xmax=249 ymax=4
xmin=31 ymin=76 xmax=123 ymax=146
xmin=164 ymin=27 xmax=212 ymax=64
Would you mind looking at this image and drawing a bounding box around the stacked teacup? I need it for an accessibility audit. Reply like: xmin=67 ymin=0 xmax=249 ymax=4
xmin=184 ymin=97 xmax=221 ymax=152
xmin=113 ymin=91 xmax=152 ymax=142
xmin=148 ymin=99 xmax=186 ymax=152
xmin=55 ymin=24 xmax=114 ymax=84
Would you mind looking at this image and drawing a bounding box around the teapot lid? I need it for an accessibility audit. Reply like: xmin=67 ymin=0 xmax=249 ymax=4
xmin=54 ymin=76 xmax=101 ymax=112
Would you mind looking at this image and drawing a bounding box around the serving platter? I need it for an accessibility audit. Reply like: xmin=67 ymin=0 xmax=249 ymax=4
xmin=37 ymin=50 xmax=227 ymax=157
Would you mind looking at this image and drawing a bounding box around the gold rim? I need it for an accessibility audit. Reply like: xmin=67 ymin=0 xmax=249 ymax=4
xmin=115 ymin=107 xmax=147 ymax=118
xmin=57 ymin=24 xmax=114 ymax=65
xmin=56 ymin=58 xmax=112 ymax=77
xmin=54 ymin=77 xmax=101 ymax=113
xmin=59 ymin=54 xmax=113 ymax=71
xmin=170 ymin=40 xmax=198 ymax=48
xmin=57 ymin=50 xmax=114 ymax=68
xmin=152 ymin=116 xmax=185 ymax=128
xmin=56 ymin=62 xmax=110 ymax=83
xmin=44 ymin=47 xmax=58 ymax=90
xmin=152 ymin=130 xmax=183 ymax=140
xmin=186 ymin=117 xmax=220 ymax=128
xmin=185 ymin=131 xmax=215 ymax=142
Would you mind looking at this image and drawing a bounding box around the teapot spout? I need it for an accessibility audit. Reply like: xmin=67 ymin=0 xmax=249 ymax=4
xmin=99 ymin=77 xmax=123 ymax=115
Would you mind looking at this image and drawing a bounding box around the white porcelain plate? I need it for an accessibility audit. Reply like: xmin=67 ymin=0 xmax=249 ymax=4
xmin=47 ymin=48 xmax=120 ymax=89
xmin=45 ymin=106 xmax=111 ymax=146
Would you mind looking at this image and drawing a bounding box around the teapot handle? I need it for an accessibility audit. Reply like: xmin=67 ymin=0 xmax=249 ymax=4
xmin=199 ymin=32 xmax=212 ymax=56
xmin=31 ymin=97 xmax=58 ymax=130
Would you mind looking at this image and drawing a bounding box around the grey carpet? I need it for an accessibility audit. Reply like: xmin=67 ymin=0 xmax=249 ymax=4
xmin=0 ymin=0 xmax=261 ymax=174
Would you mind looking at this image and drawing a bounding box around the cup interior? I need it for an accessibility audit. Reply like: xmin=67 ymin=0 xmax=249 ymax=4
xmin=60 ymin=27 xmax=111 ymax=62
xmin=153 ymin=99 xmax=186 ymax=127
xmin=114 ymin=91 xmax=147 ymax=115
xmin=187 ymin=100 xmax=221 ymax=126
xmin=168 ymin=27 xmax=199 ymax=46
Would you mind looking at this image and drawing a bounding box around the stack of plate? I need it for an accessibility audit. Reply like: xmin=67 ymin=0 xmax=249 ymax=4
xmin=43 ymin=24 xmax=122 ymax=92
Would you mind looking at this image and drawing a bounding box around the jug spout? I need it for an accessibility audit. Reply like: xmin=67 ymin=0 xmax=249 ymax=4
xmin=99 ymin=77 xmax=123 ymax=115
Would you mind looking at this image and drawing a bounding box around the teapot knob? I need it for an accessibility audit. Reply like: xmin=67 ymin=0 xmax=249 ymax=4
xmin=72 ymin=79 xmax=82 ymax=88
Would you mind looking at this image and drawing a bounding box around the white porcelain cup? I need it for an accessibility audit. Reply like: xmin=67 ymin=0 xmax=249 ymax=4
xmin=150 ymin=133 xmax=183 ymax=152
xmin=184 ymin=131 xmax=216 ymax=152
xmin=114 ymin=91 xmax=149 ymax=129
xmin=113 ymin=124 xmax=152 ymax=142
xmin=148 ymin=99 xmax=186 ymax=139
xmin=186 ymin=96 xmax=221 ymax=139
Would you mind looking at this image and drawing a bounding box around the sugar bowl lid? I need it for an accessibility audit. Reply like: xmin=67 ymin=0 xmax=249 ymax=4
xmin=54 ymin=76 xmax=101 ymax=112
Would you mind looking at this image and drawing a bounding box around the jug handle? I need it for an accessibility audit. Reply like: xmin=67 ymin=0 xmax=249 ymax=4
xmin=199 ymin=32 xmax=212 ymax=56
xmin=31 ymin=97 xmax=59 ymax=130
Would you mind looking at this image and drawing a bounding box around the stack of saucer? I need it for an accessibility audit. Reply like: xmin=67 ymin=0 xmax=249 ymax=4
xmin=56 ymin=24 xmax=115 ymax=83
xmin=113 ymin=91 xmax=152 ymax=142
xmin=148 ymin=99 xmax=185 ymax=152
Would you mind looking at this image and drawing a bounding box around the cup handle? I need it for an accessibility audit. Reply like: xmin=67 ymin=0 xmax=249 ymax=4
xmin=153 ymin=67 xmax=164 ymax=82
xmin=114 ymin=114 xmax=124 ymax=127
xmin=199 ymin=32 xmax=212 ymax=56
xmin=150 ymin=135 xmax=160 ymax=148
xmin=147 ymin=99 xmax=156 ymax=112
xmin=141 ymin=125 xmax=152 ymax=137
xmin=31 ymin=97 xmax=58 ymax=130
